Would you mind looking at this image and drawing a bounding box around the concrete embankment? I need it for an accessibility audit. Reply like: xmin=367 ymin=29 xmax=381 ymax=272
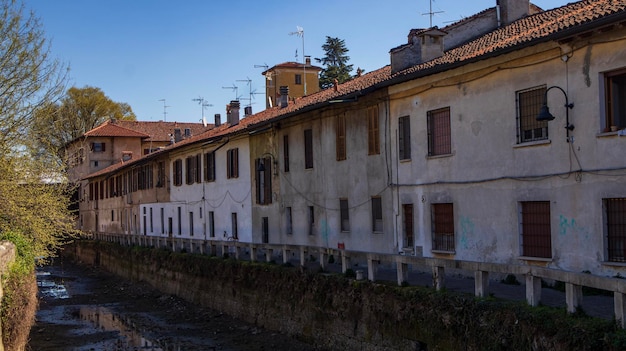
xmin=66 ymin=240 xmax=626 ymax=351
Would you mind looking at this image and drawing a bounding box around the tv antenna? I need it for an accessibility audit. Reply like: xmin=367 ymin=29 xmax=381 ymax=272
xmin=222 ymin=84 xmax=239 ymax=100
xmin=158 ymin=99 xmax=170 ymax=122
xmin=289 ymin=26 xmax=306 ymax=95
xmin=236 ymin=77 xmax=260 ymax=107
xmin=422 ymin=0 xmax=444 ymax=27
xmin=192 ymin=96 xmax=212 ymax=126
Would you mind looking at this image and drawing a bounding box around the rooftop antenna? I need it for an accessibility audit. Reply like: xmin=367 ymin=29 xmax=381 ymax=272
xmin=158 ymin=99 xmax=170 ymax=122
xmin=289 ymin=26 xmax=306 ymax=95
xmin=192 ymin=96 xmax=212 ymax=126
xmin=222 ymin=84 xmax=239 ymax=100
xmin=236 ymin=77 xmax=259 ymax=108
xmin=422 ymin=0 xmax=444 ymax=27
xmin=255 ymin=64 xmax=270 ymax=109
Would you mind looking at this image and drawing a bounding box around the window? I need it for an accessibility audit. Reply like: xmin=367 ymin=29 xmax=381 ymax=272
xmin=227 ymin=148 xmax=239 ymax=178
xmin=336 ymin=114 xmax=346 ymax=161
xmin=160 ymin=208 xmax=165 ymax=234
xmin=517 ymin=86 xmax=548 ymax=143
xmin=231 ymin=213 xmax=238 ymax=239
xmin=340 ymin=199 xmax=350 ymax=232
xmin=156 ymin=161 xmax=165 ymax=187
xmin=173 ymin=159 xmax=183 ymax=186
xmin=209 ymin=211 xmax=215 ymax=237
xmin=204 ymin=152 xmax=215 ymax=182
xmin=295 ymin=74 xmax=302 ymax=85
xmin=427 ymin=107 xmax=451 ymax=156
xmin=520 ymin=201 xmax=551 ymax=258
xmin=255 ymin=157 xmax=272 ymax=205
xmin=432 ymin=203 xmax=454 ymax=252
xmin=304 ymin=129 xmax=313 ymax=169
xmin=150 ymin=208 xmax=153 ymax=233
xmin=283 ymin=135 xmax=290 ymax=172
xmin=186 ymin=155 xmax=198 ymax=184
xmin=189 ymin=212 xmax=194 ymax=236
xmin=286 ymin=207 xmax=293 ymax=235
xmin=177 ymin=207 xmax=182 ymax=235
xmin=605 ymin=198 xmax=626 ymax=262
xmin=398 ymin=116 xmax=411 ymax=160
xmin=367 ymin=106 xmax=380 ymax=155
xmin=371 ymin=197 xmax=383 ymax=232
xmin=604 ymin=69 xmax=626 ymax=131
xmin=308 ymin=206 xmax=315 ymax=235
xmin=91 ymin=142 xmax=105 ymax=152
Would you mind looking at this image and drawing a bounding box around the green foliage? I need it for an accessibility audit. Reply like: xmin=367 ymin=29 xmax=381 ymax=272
xmin=315 ymin=36 xmax=353 ymax=89
xmin=0 ymin=231 xmax=35 ymax=276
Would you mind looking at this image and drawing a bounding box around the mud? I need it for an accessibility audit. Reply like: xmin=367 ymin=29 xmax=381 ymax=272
xmin=28 ymin=257 xmax=319 ymax=351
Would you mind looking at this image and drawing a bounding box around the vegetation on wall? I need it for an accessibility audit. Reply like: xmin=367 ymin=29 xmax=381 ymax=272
xmin=81 ymin=241 xmax=626 ymax=351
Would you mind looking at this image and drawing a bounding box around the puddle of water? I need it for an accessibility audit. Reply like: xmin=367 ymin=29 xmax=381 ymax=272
xmin=37 ymin=271 xmax=70 ymax=299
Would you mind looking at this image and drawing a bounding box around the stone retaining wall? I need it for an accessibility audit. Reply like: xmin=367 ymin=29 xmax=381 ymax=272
xmin=0 ymin=241 xmax=16 ymax=351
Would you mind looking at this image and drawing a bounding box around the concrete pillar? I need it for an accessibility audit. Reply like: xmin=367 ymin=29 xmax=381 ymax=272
xmin=341 ymin=251 xmax=351 ymax=273
xmin=397 ymin=262 xmax=409 ymax=286
xmin=266 ymin=249 xmax=274 ymax=263
xmin=250 ymin=246 xmax=257 ymax=262
xmin=475 ymin=271 xmax=489 ymax=298
xmin=615 ymin=292 xmax=626 ymax=328
xmin=367 ymin=256 xmax=378 ymax=281
xmin=282 ymin=247 xmax=289 ymax=264
xmin=525 ymin=274 xmax=542 ymax=307
xmin=300 ymin=247 xmax=306 ymax=267
xmin=566 ymin=283 xmax=583 ymax=313
xmin=433 ymin=266 xmax=445 ymax=291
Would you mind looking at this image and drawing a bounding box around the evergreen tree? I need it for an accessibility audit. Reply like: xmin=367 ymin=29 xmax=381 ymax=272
xmin=316 ymin=36 xmax=353 ymax=89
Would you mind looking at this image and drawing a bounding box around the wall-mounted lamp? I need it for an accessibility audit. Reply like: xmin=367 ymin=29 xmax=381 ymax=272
xmin=536 ymin=85 xmax=575 ymax=143
xmin=257 ymin=153 xmax=278 ymax=176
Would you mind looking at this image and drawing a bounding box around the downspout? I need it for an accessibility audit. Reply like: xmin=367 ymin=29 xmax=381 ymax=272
xmin=496 ymin=1 xmax=502 ymax=27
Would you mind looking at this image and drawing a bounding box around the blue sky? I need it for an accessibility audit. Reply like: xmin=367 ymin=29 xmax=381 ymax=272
xmin=26 ymin=0 xmax=567 ymax=124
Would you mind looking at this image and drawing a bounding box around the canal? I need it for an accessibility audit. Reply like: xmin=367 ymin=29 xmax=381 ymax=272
xmin=28 ymin=257 xmax=318 ymax=351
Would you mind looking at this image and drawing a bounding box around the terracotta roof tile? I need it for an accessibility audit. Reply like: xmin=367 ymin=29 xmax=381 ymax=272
xmin=114 ymin=120 xmax=211 ymax=142
xmin=84 ymin=121 xmax=150 ymax=138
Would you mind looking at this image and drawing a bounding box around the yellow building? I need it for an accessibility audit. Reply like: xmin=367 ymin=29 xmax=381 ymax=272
xmin=262 ymin=57 xmax=322 ymax=109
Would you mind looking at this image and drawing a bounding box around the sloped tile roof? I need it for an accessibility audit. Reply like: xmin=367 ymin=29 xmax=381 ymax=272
xmin=262 ymin=61 xmax=323 ymax=75
xmin=84 ymin=120 xmax=150 ymax=138
xmin=114 ymin=120 xmax=211 ymax=142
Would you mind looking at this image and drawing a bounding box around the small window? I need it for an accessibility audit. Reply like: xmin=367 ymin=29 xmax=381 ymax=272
xmin=189 ymin=212 xmax=194 ymax=236
xmin=605 ymin=198 xmax=626 ymax=262
xmin=286 ymin=207 xmax=293 ymax=235
xmin=304 ymin=129 xmax=313 ymax=169
xmin=398 ymin=116 xmax=411 ymax=160
xmin=427 ymin=107 xmax=451 ymax=156
xmin=519 ymin=201 xmax=551 ymax=258
xmin=91 ymin=142 xmax=105 ymax=152
xmin=371 ymin=197 xmax=383 ymax=232
xmin=367 ymin=106 xmax=380 ymax=155
xmin=150 ymin=208 xmax=153 ymax=233
xmin=255 ymin=157 xmax=272 ymax=205
xmin=209 ymin=211 xmax=215 ymax=237
xmin=517 ymin=86 xmax=548 ymax=143
xmin=204 ymin=152 xmax=216 ymax=182
xmin=283 ymin=135 xmax=290 ymax=173
xmin=295 ymin=74 xmax=302 ymax=85
xmin=231 ymin=213 xmax=238 ymax=239
xmin=604 ymin=69 xmax=626 ymax=131
xmin=308 ymin=206 xmax=315 ymax=235
xmin=186 ymin=155 xmax=196 ymax=184
xmin=227 ymin=148 xmax=239 ymax=178
xmin=336 ymin=114 xmax=346 ymax=161
xmin=340 ymin=199 xmax=350 ymax=232
xmin=177 ymin=206 xmax=182 ymax=235
xmin=173 ymin=159 xmax=183 ymax=186
xmin=432 ymin=203 xmax=454 ymax=252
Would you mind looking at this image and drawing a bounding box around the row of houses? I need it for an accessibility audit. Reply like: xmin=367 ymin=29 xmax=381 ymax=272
xmin=68 ymin=0 xmax=626 ymax=278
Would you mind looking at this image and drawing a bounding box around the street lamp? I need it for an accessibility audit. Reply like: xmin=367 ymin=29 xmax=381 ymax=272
xmin=536 ymin=86 xmax=575 ymax=142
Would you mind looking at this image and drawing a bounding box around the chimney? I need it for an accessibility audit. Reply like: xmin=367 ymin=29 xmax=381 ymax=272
xmin=498 ymin=0 xmax=529 ymax=26
xmin=174 ymin=128 xmax=182 ymax=143
xmin=333 ymin=79 xmax=338 ymax=92
xmin=244 ymin=106 xmax=252 ymax=116
xmin=214 ymin=113 xmax=221 ymax=127
xmin=184 ymin=128 xmax=191 ymax=138
xmin=227 ymin=100 xmax=240 ymax=125
xmin=305 ymin=55 xmax=311 ymax=66
xmin=279 ymin=86 xmax=289 ymax=108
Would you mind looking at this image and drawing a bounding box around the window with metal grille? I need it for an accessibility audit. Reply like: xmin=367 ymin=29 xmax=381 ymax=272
xmin=340 ymin=199 xmax=350 ymax=232
xmin=304 ymin=129 xmax=313 ymax=169
xmin=605 ymin=69 xmax=626 ymax=131
xmin=227 ymin=148 xmax=239 ymax=178
xmin=517 ymin=86 xmax=548 ymax=143
xmin=398 ymin=116 xmax=411 ymax=160
xmin=255 ymin=157 xmax=272 ymax=205
xmin=173 ymin=159 xmax=183 ymax=186
xmin=204 ymin=152 xmax=215 ymax=182
xmin=372 ymin=196 xmax=383 ymax=232
xmin=427 ymin=107 xmax=451 ymax=156
xmin=283 ymin=135 xmax=290 ymax=172
xmin=336 ymin=114 xmax=346 ymax=161
xmin=520 ymin=201 xmax=552 ymax=258
xmin=432 ymin=203 xmax=454 ymax=252
xmin=606 ymin=198 xmax=626 ymax=262
xmin=367 ymin=106 xmax=380 ymax=155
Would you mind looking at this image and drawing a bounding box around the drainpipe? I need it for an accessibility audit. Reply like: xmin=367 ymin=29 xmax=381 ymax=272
xmin=496 ymin=1 xmax=502 ymax=27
